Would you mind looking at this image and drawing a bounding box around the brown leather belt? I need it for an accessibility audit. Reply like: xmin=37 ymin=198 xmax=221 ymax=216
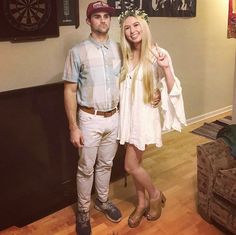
xmin=79 ymin=106 xmax=117 ymax=117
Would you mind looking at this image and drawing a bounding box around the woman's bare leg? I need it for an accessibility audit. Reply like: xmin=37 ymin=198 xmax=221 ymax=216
xmin=125 ymin=144 xmax=160 ymax=202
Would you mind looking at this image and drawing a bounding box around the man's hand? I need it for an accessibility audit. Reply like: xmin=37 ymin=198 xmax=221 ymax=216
xmin=70 ymin=127 xmax=84 ymax=148
xmin=151 ymin=88 xmax=161 ymax=108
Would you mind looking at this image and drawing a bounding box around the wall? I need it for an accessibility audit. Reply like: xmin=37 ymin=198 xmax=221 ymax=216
xmin=0 ymin=0 xmax=235 ymax=120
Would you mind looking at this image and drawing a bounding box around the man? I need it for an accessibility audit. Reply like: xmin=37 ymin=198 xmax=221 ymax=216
xmin=62 ymin=1 xmax=122 ymax=235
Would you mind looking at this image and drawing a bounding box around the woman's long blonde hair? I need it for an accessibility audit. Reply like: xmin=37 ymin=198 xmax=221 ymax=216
xmin=120 ymin=15 xmax=155 ymax=104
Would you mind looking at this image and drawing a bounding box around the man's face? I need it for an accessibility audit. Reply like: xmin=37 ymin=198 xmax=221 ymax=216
xmin=87 ymin=12 xmax=111 ymax=35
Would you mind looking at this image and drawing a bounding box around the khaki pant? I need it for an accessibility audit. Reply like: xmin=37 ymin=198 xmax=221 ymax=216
xmin=77 ymin=109 xmax=119 ymax=212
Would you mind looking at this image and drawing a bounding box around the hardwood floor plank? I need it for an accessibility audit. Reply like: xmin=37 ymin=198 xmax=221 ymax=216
xmin=0 ymin=112 xmax=231 ymax=235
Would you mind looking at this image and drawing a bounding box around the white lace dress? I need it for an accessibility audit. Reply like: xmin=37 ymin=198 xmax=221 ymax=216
xmin=117 ymin=48 xmax=186 ymax=151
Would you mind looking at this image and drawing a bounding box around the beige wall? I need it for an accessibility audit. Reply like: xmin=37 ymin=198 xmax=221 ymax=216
xmin=0 ymin=0 xmax=235 ymax=120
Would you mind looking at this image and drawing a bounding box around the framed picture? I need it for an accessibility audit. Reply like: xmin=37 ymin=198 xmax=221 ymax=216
xmin=228 ymin=0 xmax=236 ymax=38
xmin=108 ymin=0 xmax=196 ymax=17
xmin=0 ymin=0 xmax=59 ymax=42
xmin=57 ymin=0 xmax=79 ymax=28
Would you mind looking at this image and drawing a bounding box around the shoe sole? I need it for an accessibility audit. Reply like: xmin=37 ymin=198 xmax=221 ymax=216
xmin=94 ymin=205 xmax=122 ymax=223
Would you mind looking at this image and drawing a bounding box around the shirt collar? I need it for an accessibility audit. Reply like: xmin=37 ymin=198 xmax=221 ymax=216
xmin=89 ymin=34 xmax=110 ymax=49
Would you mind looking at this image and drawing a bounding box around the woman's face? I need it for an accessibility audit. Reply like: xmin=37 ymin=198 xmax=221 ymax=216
xmin=123 ymin=16 xmax=143 ymax=45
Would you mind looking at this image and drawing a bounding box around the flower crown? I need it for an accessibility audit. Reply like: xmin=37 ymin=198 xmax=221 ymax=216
xmin=118 ymin=8 xmax=149 ymax=26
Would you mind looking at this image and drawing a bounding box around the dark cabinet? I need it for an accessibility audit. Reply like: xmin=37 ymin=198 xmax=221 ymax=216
xmin=0 ymin=83 xmax=125 ymax=230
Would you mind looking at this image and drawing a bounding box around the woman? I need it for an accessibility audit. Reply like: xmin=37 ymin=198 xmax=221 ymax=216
xmin=117 ymin=9 xmax=186 ymax=228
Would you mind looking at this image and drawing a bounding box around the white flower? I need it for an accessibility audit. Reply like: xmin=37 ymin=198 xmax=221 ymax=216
xmin=117 ymin=8 xmax=149 ymax=26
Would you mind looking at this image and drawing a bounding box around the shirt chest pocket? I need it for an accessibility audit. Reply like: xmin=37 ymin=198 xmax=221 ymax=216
xmin=79 ymin=61 xmax=90 ymax=77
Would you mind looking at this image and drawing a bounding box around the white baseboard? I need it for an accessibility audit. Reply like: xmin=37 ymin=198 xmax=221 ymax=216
xmin=186 ymin=106 xmax=232 ymax=125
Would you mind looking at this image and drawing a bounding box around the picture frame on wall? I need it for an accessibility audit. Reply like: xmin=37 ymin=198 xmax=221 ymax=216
xmin=228 ymin=0 xmax=236 ymax=38
xmin=57 ymin=0 xmax=80 ymax=28
xmin=0 ymin=0 xmax=59 ymax=42
xmin=108 ymin=0 xmax=196 ymax=17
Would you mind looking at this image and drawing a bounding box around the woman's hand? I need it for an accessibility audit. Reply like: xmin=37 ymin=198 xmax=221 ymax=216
xmin=156 ymin=53 xmax=169 ymax=69
xmin=151 ymin=88 xmax=161 ymax=107
xmin=153 ymin=44 xmax=170 ymax=69
xmin=152 ymin=44 xmax=175 ymax=93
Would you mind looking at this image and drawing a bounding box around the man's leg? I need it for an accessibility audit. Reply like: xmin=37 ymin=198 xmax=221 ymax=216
xmin=77 ymin=146 xmax=98 ymax=211
xmin=76 ymin=146 xmax=98 ymax=235
xmin=94 ymin=143 xmax=122 ymax=223
xmin=93 ymin=112 xmax=122 ymax=222
xmin=95 ymin=143 xmax=118 ymax=202
xmin=76 ymin=109 xmax=102 ymax=235
xmin=95 ymin=112 xmax=119 ymax=202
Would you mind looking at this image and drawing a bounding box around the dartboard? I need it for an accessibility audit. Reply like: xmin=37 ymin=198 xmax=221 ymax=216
xmin=3 ymin=0 xmax=52 ymax=32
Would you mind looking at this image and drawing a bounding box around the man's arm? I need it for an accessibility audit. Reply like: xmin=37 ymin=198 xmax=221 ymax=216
xmin=64 ymin=81 xmax=84 ymax=148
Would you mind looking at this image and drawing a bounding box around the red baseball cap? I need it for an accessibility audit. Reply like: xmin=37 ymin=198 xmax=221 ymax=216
xmin=86 ymin=1 xmax=115 ymax=18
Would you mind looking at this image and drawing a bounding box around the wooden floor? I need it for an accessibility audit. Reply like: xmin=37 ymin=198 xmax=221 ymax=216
xmin=0 ymin=112 xmax=231 ymax=235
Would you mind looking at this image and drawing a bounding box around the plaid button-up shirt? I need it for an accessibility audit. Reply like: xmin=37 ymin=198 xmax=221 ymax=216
xmin=63 ymin=35 xmax=122 ymax=111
